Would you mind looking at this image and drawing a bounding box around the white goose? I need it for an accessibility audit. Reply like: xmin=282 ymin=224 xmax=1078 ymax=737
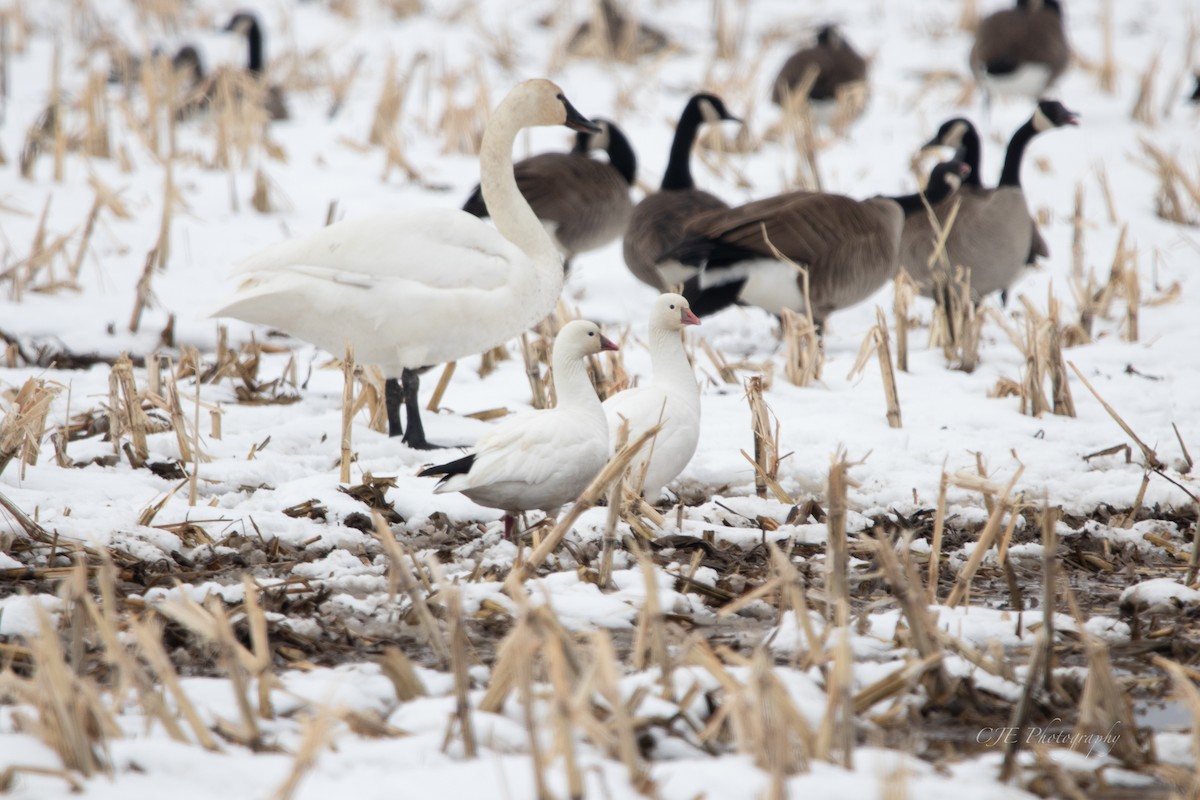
xmin=210 ymin=79 xmax=599 ymax=449
xmin=603 ymin=293 xmax=701 ymax=502
xmin=419 ymin=320 xmax=618 ymax=538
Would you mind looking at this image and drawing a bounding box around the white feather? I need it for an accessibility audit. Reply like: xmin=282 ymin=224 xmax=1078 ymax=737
xmin=603 ymin=294 xmax=701 ymax=501
xmin=431 ymin=320 xmax=612 ymax=516
xmin=210 ymin=80 xmax=573 ymax=378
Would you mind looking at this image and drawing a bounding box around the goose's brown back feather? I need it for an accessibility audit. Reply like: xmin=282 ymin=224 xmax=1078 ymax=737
xmin=682 ymin=192 xmax=903 ymax=319
xmin=624 ymin=189 xmax=729 ymax=291
xmin=899 ymin=185 xmax=1035 ymax=298
xmin=970 ymin=5 xmax=1069 ymax=85
xmin=471 ymin=152 xmax=633 ymax=258
xmin=772 ymin=45 xmax=867 ymax=104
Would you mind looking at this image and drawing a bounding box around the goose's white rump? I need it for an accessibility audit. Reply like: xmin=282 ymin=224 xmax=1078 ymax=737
xmin=213 ymin=209 xmax=534 ymax=371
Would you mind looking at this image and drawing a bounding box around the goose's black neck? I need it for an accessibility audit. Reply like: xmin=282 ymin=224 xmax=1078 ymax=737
xmin=605 ymin=125 xmax=637 ymax=185
xmin=889 ymin=172 xmax=959 ymax=216
xmin=998 ymin=119 xmax=1037 ymax=187
xmin=244 ymin=19 xmax=264 ymax=75
xmin=661 ymin=101 xmax=705 ymax=190
xmin=958 ymin=126 xmax=984 ymax=188
xmin=889 ymin=191 xmax=928 ymax=216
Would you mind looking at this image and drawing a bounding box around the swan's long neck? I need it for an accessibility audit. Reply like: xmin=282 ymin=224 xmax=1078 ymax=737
xmin=553 ymin=350 xmax=604 ymax=414
xmin=661 ymin=105 xmax=702 ymax=190
xmin=478 ymin=101 xmax=563 ymax=306
xmin=999 ymin=120 xmax=1038 ymax=188
xmin=649 ymin=326 xmax=698 ymax=400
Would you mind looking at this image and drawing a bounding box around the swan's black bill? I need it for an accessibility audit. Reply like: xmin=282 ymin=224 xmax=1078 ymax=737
xmin=559 ymin=94 xmax=602 ymax=134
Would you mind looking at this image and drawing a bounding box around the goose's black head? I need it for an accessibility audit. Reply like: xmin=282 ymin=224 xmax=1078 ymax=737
xmin=1016 ymin=0 xmax=1063 ymax=16
xmin=171 ymin=45 xmax=203 ymax=82
xmin=816 ymin=25 xmax=844 ymax=49
xmin=928 ymin=159 xmax=971 ymax=196
xmin=689 ymin=93 xmax=741 ymax=125
xmin=924 ymin=117 xmax=977 ymax=150
xmin=1032 ymin=99 xmax=1079 ymax=131
xmin=224 ymin=11 xmax=260 ymax=36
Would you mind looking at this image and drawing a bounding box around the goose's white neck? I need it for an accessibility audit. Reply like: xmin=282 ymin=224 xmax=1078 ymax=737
xmin=649 ymin=326 xmax=699 ymax=400
xmin=553 ymin=349 xmax=604 ymax=413
xmin=479 ymin=98 xmax=564 ymax=313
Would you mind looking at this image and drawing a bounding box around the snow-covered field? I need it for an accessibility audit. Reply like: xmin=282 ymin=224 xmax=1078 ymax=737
xmin=2 ymin=0 xmax=1199 ymax=797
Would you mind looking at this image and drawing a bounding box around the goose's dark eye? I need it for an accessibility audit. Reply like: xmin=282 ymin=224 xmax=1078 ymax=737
xmin=669 ymin=304 xmax=676 ymax=309
xmin=588 ymin=331 xmax=595 ymax=336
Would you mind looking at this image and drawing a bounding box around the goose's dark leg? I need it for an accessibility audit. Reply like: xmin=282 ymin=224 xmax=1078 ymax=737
xmin=400 ymin=367 xmax=439 ymax=450
xmin=385 ymin=378 xmax=404 ymax=437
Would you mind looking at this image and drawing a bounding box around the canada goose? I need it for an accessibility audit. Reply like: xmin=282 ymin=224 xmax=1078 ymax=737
xmin=970 ymin=0 xmax=1069 ymax=107
xmin=623 ymin=93 xmax=740 ymax=292
xmin=107 ymin=43 xmax=202 ymax=92
xmin=462 ymin=118 xmax=635 ymax=270
xmin=901 ymin=116 xmax=1050 ymax=282
xmin=567 ymin=0 xmax=671 ymax=61
xmin=211 ymin=80 xmax=600 ymax=449
xmin=603 ymin=294 xmax=701 ymax=502
xmin=899 ymin=100 xmax=1078 ymax=303
xmin=932 ymin=114 xmax=1051 ymax=265
xmin=222 ymin=11 xmax=289 ymax=121
xmin=419 ymin=320 xmax=618 ymax=539
xmin=771 ymin=25 xmax=868 ymax=125
xmin=662 ymin=160 xmax=971 ymax=325
xmin=168 ymin=46 xmax=212 ymax=120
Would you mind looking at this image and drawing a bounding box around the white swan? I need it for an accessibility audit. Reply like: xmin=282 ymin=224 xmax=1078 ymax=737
xmin=419 ymin=320 xmax=617 ymax=538
xmin=210 ymin=79 xmax=599 ymax=448
xmin=603 ymin=293 xmax=701 ymax=502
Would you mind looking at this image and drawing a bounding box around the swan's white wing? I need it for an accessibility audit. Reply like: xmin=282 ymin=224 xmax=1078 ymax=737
xmin=231 ymin=210 xmax=527 ymax=291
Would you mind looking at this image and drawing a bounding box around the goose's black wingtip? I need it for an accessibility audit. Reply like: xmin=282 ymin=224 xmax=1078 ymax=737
xmin=418 ymin=453 xmax=476 ymax=480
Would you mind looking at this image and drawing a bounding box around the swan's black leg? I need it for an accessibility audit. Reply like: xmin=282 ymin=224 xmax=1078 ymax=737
xmin=385 ymin=378 xmax=404 ymax=438
xmin=400 ymin=368 xmax=439 ymax=450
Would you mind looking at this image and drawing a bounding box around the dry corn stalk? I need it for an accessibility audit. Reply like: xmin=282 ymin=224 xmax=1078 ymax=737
xmin=1097 ymin=0 xmax=1118 ymax=93
xmin=893 ymin=269 xmax=916 ymax=372
xmin=1131 ymin=54 xmax=1160 ymax=126
xmin=1139 ymin=139 xmax=1200 ymax=226
xmin=520 ymin=332 xmax=551 ymax=410
xmin=846 ymin=308 xmax=902 ymax=428
xmin=775 ymin=66 xmax=823 ymax=191
xmin=745 ymin=376 xmax=784 ymax=497
xmin=108 ymin=355 xmax=149 ymax=465
xmin=1046 ymin=294 xmax=1076 ymax=417
xmin=0 ymin=377 xmax=60 ymax=476
xmin=4 ymin=605 xmax=118 ymax=776
xmin=779 ymin=307 xmax=822 ymax=386
xmin=871 ymin=530 xmax=952 ymax=701
xmin=945 ymin=466 xmax=1024 ymax=608
xmin=340 ymin=345 xmax=355 ymax=483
